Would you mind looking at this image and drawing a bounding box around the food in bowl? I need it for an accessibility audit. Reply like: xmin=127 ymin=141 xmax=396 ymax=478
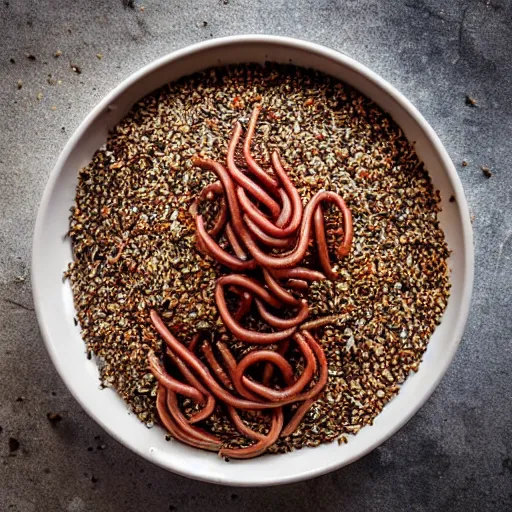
xmin=65 ymin=63 xmax=450 ymax=458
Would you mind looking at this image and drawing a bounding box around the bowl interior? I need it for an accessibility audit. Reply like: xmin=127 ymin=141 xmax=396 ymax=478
xmin=32 ymin=36 xmax=473 ymax=486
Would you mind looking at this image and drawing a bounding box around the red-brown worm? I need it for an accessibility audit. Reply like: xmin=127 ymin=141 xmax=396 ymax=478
xmin=227 ymin=122 xmax=281 ymax=218
xmin=299 ymin=315 xmax=339 ymax=331
xmin=156 ymin=386 xmax=221 ymax=452
xmin=272 ymin=267 xmax=326 ymax=282
xmin=151 ymin=310 xmax=324 ymax=410
xmin=238 ymin=332 xmax=317 ymax=401
xmin=196 ymin=215 xmax=256 ymax=271
xmin=275 ymin=187 xmax=293 ymax=228
xmin=191 ymin=157 xmax=257 ymax=270
xmin=165 ymin=347 xmax=216 ymax=424
xmin=227 ymin=406 xmax=267 ymax=441
xmin=224 ymin=222 xmax=248 ymax=261
xmin=200 ymin=340 xmax=233 ymax=390
xmin=236 ymin=152 xmax=303 ymax=238
xmin=190 ymin=181 xmax=227 ymax=237
xmin=261 ymin=339 xmax=290 ymax=386
xmin=314 ymin=205 xmax=342 ymax=280
xmin=216 ymin=283 xmax=296 ymax=344
xmin=240 ymin=190 xmax=353 ymax=269
xmin=188 ymin=333 xmax=202 ymax=353
xmin=148 ymin=351 xmax=205 ymax=404
xmin=216 ymin=341 xmax=264 ymax=401
xmin=243 ymin=214 xmax=293 ymax=249
xmin=219 ymin=407 xmax=284 ymax=460
xmin=286 ymin=279 xmax=309 ymax=291
xmin=166 ymin=389 xmax=223 ymax=446
xmin=262 ymin=269 xmax=300 ymax=306
xmin=280 ymin=331 xmax=330 ymax=437
xmin=255 ymin=298 xmax=309 ymax=329
xmin=238 ymin=350 xmax=296 ymax=388
xmin=280 ymin=398 xmax=315 ymax=437
xmin=217 ymin=274 xmax=282 ymax=308
xmin=230 ymin=289 xmax=254 ymax=322
xmin=243 ymin=104 xmax=279 ymax=192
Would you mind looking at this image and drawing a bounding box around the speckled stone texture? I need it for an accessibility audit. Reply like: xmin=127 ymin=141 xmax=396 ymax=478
xmin=0 ymin=0 xmax=511 ymax=510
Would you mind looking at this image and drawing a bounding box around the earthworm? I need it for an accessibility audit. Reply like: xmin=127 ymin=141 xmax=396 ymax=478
xmin=235 ymin=188 xmax=291 ymax=239
xmin=196 ymin=215 xmax=256 ymax=271
xmin=290 ymin=329 xmax=328 ymax=403
xmin=243 ymin=104 xmax=279 ymax=192
xmin=151 ymin=310 xmax=323 ymax=410
xmin=279 ymin=331 xmax=331 ymax=436
xmin=191 ymin=156 xmax=281 ymax=275
xmin=243 ymin=214 xmax=293 ymax=249
xmin=217 ymin=341 xmax=296 ymax=404
xmin=261 ymin=340 xmax=290 ymax=386
xmin=262 ymin=269 xmax=299 ymax=306
xmin=148 ymin=351 xmax=205 ymax=404
xmin=224 ymin=222 xmax=248 ymax=261
xmin=238 ymin=350 xmax=296 ymax=389
xmin=227 ymin=122 xmax=280 ymax=218
xmin=286 ymin=279 xmax=309 ymax=291
xmin=314 ymin=205 xmax=340 ymax=280
xmin=280 ymin=398 xmax=315 ymax=437
xmin=280 ymin=331 xmax=329 ymax=436
xmin=236 ymin=151 xmax=303 ymax=238
xmin=239 ymin=332 xmax=317 ymax=401
xmin=215 ymin=281 xmax=296 ymax=344
xmin=191 ymin=157 xmax=256 ymax=266
xmin=188 ymin=333 xmax=202 ymax=353
xmin=254 ymin=298 xmax=309 ymax=329
xmin=165 ymin=347 xmax=216 ymax=424
xmin=200 ymin=340 xmax=233 ymax=390
xmin=219 ymin=407 xmax=284 ymax=460
xmin=216 ymin=341 xmax=264 ymax=401
xmin=241 ymin=190 xmax=353 ymax=269
xmin=166 ymin=390 xmax=223 ymax=446
xmin=156 ymin=386 xmax=220 ymax=452
xmin=272 ymin=267 xmax=326 ymax=282
xmin=190 ymin=181 xmax=227 ymax=237
xmin=227 ymin=288 xmax=254 ymax=322
xmin=217 ymin=275 xmax=281 ymax=308
xmin=226 ymin=407 xmax=267 ymax=441
xmin=275 ymin=187 xmax=293 ymax=228
xmin=299 ymin=315 xmax=338 ymax=331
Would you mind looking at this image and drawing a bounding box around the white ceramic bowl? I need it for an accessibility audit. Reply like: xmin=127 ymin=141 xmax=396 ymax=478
xmin=32 ymin=35 xmax=474 ymax=486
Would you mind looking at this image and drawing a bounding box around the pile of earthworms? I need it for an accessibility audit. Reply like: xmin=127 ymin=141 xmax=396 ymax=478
xmin=148 ymin=106 xmax=353 ymax=459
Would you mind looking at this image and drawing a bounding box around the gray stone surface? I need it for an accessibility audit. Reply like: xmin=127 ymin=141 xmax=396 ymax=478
xmin=1 ymin=0 xmax=511 ymax=510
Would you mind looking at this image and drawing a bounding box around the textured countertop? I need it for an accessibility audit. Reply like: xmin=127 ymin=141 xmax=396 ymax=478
xmin=1 ymin=0 xmax=511 ymax=510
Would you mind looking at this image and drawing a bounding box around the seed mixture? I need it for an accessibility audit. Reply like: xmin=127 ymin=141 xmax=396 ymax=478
xmin=66 ymin=63 xmax=450 ymax=452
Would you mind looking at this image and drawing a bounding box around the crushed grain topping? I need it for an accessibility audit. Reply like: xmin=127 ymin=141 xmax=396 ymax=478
xmin=66 ymin=64 xmax=450 ymax=452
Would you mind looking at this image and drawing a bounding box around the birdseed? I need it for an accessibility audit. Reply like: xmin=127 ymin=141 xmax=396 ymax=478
xmin=65 ymin=63 xmax=450 ymax=452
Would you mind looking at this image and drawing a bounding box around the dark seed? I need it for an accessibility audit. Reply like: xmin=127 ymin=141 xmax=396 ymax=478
xmin=8 ymin=437 xmax=20 ymax=453
xmin=481 ymin=166 xmax=492 ymax=178
xmin=47 ymin=412 xmax=63 ymax=424
xmin=465 ymin=95 xmax=477 ymax=106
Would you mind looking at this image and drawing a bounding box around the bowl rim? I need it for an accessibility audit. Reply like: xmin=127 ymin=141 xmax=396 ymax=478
xmin=32 ymin=34 xmax=474 ymax=486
